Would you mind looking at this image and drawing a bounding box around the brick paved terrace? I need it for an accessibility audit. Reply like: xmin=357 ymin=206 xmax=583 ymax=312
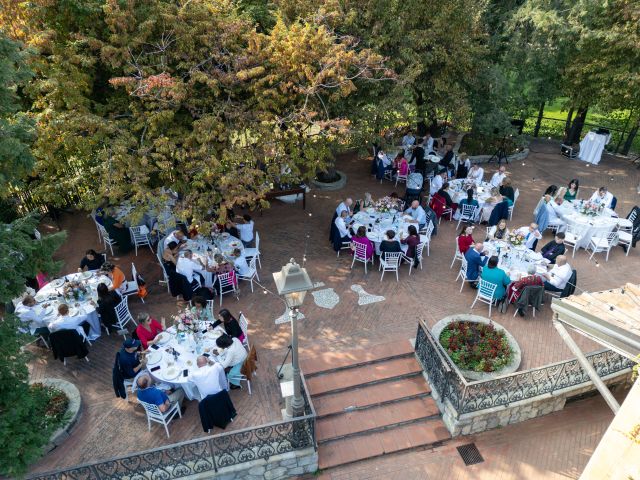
xmin=27 ymin=137 xmax=640 ymax=475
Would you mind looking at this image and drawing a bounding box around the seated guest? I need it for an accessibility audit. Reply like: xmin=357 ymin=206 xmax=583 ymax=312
xmin=458 ymin=188 xmax=479 ymax=212
xmin=215 ymin=334 xmax=248 ymax=390
xmin=516 ymin=223 xmax=543 ymax=250
xmin=410 ymin=138 xmax=426 ymax=174
xmin=360 ymin=192 xmax=374 ymax=209
xmin=437 ymin=182 xmax=457 ymax=212
xmin=136 ymin=373 xmax=185 ymax=412
xmin=335 ymin=198 xmax=353 ymax=219
xmin=499 ymin=177 xmax=515 ymax=204
xmin=332 ymin=210 xmax=353 ymax=251
xmin=380 ymin=230 xmax=403 ymax=255
xmin=508 ymin=265 xmax=544 ymax=316
xmin=405 ymin=171 xmax=424 ymax=198
xmin=96 ymin=282 xmax=121 ymax=332
xmin=439 ymin=144 xmax=454 ymax=172
xmin=212 ymin=309 xmax=245 ymax=343
xmin=404 ymin=200 xmax=427 ymax=229
xmin=118 ymin=338 xmax=146 ymax=379
xmin=563 ymin=179 xmax=580 ymax=201
xmin=351 ymin=226 xmax=374 ymax=260
xmin=161 ymin=241 xmax=191 ymax=305
xmin=544 ymin=185 xmax=559 ymax=198
xmin=480 ymin=255 xmax=511 ymax=302
xmin=402 ymin=130 xmax=416 ymax=158
xmin=464 ymin=242 xmax=488 ymax=285
xmin=542 ymin=195 xmax=566 ymax=232
xmin=176 ymin=249 xmax=206 ymax=290
xmin=15 ymin=295 xmax=49 ymax=338
xmin=467 ymin=163 xmax=484 ymax=183
xmin=401 ymin=225 xmax=421 ymax=262
xmin=430 ymin=170 xmax=446 ymax=196
xmin=375 ymin=149 xmax=393 ymax=179
xmin=542 ymin=255 xmax=573 ymax=293
xmin=79 ymin=249 xmax=105 ymax=272
xmin=541 ymin=233 xmax=566 ymax=264
xmin=393 ymin=152 xmax=409 ymax=178
xmin=487 ymin=219 xmax=510 ymax=241
xmin=102 ymin=208 xmax=134 ymax=253
xmin=232 ymin=248 xmax=252 ymax=277
xmin=135 ymin=313 xmax=166 ymax=350
xmin=489 ymin=166 xmax=507 ymax=189
xmin=164 ymin=229 xmax=187 ymax=248
xmin=191 ymin=296 xmax=213 ymax=322
xmin=191 ymin=356 xmax=228 ymax=398
xmin=230 ymin=214 xmax=254 ymax=247
xmin=48 ymin=304 xmax=86 ymax=338
xmin=457 ymin=224 xmax=475 ymax=254
xmin=479 ymin=188 xmax=503 ymax=223
xmin=589 ymin=186 xmax=614 ymax=208
xmin=100 ymin=262 xmax=127 ymax=293
xmin=424 ymin=132 xmax=435 ymax=154
xmin=456 ymin=153 xmax=471 ymax=179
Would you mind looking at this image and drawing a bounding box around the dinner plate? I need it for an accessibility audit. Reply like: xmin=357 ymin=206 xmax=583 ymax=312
xmin=155 ymin=332 xmax=171 ymax=345
xmin=68 ymin=307 xmax=80 ymax=317
xmin=81 ymin=271 xmax=93 ymax=280
xmin=39 ymin=305 xmax=55 ymax=317
xmin=51 ymin=279 xmax=65 ymax=288
xmin=146 ymin=351 xmax=162 ymax=365
xmin=205 ymin=330 xmax=222 ymax=340
xmin=164 ymin=367 xmax=180 ymax=380
xmin=35 ymin=293 xmax=47 ymax=303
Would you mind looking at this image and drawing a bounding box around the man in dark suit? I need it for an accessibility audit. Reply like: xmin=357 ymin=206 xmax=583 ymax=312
xmin=439 ymin=144 xmax=454 ymax=174
xmin=410 ymin=138 xmax=426 ymax=175
xmin=540 ymin=232 xmax=566 ymax=264
xmin=465 ymin=242 xmax=488 ymax=286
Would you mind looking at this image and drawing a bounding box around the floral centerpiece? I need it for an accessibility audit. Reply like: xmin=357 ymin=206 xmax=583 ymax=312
xmin=62 ymin=281 xmax=88 ymax=301
xmin=508 ymin=230 xmax=525 ymax=247
xmin=439 ymin=321 xmax=512 ymax=373
xmin=375 ymin=196 xmax=403 ymax=213
xmin=579 ymin=200 xmax=604 ymax=217
xmin=172 ymin=308 xmax=201 ymax=334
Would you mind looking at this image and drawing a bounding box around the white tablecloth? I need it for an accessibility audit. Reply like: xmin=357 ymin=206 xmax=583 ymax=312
xmin=182 ymin=235 xmax=245 ymax=288
xmin=352 ymin=209 xmax=428 ymax=255
xmin=578 ymin=132 xmax=610 ymax=165
xmin=147 ymin=325 xmax=226 ymax=400
xmin=450 ymin=180 xmax=493 ymax=220
xmin=484 ymin=241 xmax=548 ymax=280
xmin=34 ymin=272 xmax=109 ymax=340
xmin=556 ymin=201 xmax=620 ymax=249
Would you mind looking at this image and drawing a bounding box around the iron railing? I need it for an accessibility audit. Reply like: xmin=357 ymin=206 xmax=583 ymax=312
xmin=28 ymin=375 xmax=317 ymax=480
xmin=415 ymin=320 xmax=634 ymax=417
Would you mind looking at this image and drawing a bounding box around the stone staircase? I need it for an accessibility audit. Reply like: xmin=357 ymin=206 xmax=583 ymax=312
xmin=301 ymin=340 xmax=451 ymax=470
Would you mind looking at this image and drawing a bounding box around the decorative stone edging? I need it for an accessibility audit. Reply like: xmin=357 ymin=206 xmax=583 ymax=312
xmin=431 ymin=314 xmax=522 ymax=381
xmin=311 ymin=170 xmax=347 ymax=191
xmin=29 ymin=378 xmax=82 ymax=453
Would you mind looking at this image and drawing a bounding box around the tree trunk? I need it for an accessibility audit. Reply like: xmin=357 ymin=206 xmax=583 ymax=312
xmin=567 ymin=105 xmax=589 ymax=145
xmin=533 ymin=102 xmax=545 ymax=137
xmin=622 ymin=117 xmax=639 ymax=156
xmin=415 ymin=91 xmax=427 ymax=136
xmin=563 ymin=107 xmax=574 ymax=143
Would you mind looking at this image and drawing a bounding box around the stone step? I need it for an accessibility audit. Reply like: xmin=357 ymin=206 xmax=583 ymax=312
xmin=306 ymin=356 xmax=422 ymax=397
xmin=318 ymin=417 xmax=451 ymax=470
xmin=300 ymin=340 xmax=414 ymax=377
xmin=316 ymin=396 xmax=440 ymax=443
xmin=314 ymin=376 xmax=431 ymax=418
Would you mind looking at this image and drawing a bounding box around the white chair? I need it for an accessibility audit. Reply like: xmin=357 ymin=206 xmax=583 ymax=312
xmin=406 ymin=243 xmax=426 ymax=275
xmin=351 ymin=241 xmax=373 ymax=274
xmin=336 ymin=240 xmax=352 ymax=258
xmin=379 ymin=252 xmax=402 ymax=282
xmin=90 ymin=211 xmax=103 ymax=242
xmin=395 ymin=171 xmax=408 ymax=187
xmin=238 ymin=312 xmax=250 ymax=349
xmin=508 ymin=189 xmax=520 ymax=221
xmin=455 ymin=257 xmax=475 ymax=292
xmin=450 ymin=237 xmax=464 ymax=269
xmin=129 ymin=226 xmax=153 ymax=256
xmin=138 ymin=399 xmax=182 ymax=438
xmin=456 ymin=204 xmax=479 ymax=228
xmin=617 ymin=229 xmax=633 ymax=256
xmin=586 ymin=231 xmax=618 ymax=262
xmin=243 ymin=232 xmax=261 ymax=268
xmin=217 ymin=272 xmax=239 ymax=306
xmin=228 ymin=373 xmax=252 ymax=395
xmin=439 ymin=207 xmax=453 ymax=224
xmin=618 ymin=211 xmax=636 ymax=233
xmin=119 ymin=263 xmax=144 ymax=303
xmin=419 ymin=222 xmax=434 ymax=256
xmin=123 ymin=378 xmax=134 ymax=400
xmin=563 ymin=224 xmax=581 ymax=258
xmin=237 ymin=256 xmax=260 ymax=292
xmin=97 ymin=224 xmax=117 ymax=256
xmin=470 ymin=279 xmax=498 ymax=317
xmin=114 ymin=295 xmax=137 ymax=336
xmin=156 ymin=250 xmax=171 ymax=294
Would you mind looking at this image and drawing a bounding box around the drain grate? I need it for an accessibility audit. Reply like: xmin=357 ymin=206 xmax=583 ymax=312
xmin=457 ymin=443 xmax=484 ymax=466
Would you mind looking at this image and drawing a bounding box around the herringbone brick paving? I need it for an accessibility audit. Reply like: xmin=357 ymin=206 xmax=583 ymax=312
xmin=28 ymin=137 xmax=639 ymax=475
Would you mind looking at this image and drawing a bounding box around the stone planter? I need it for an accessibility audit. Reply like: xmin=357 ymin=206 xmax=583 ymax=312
xmin=29 ymin=378 xmax=82 ymax=453
xmin=431 ymin=314 xmax=521 ymax=381
xmin=311 ymin=170 xmax=347 ymax=191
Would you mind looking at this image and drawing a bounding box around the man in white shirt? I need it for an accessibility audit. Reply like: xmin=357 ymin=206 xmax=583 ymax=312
xmin=489 ymin=166 xmax=507 ymax=189
xmin=404 ymin=200 xmax=427 ymax=228
xmin=232 ymin=214 xmax=255 ymax=247
xmin=163 ymin=229 xmax=186 ymax=249
xmin=15 ymin=295 xmax=49 ymax=335
xmin=232 ymin=248 xmax=253 ymax=277
xmin=467 ymin=164 xmax=484 ymax=183
xmin=402 ymin=131 xmax=416 ymax=158
xmin=176 ymin=250 xmax=206 ymax=287
xmin=542 ymin=255 xmax=573 ymax=292
xmin=589 ymin=187 xmax=614 ymax=209
xmin=335 ymin=198 xmax=353 ymax=220
xmin=545 ymin=196 xmax=566 ymax=232
xmin=216 ymin=335 xmax=248 ymax=389
xmin=191 ymin=355 xmax=228 ymax=398
xmin=424 ymin=132 xmax=435 ymax=154
xmin=335 ymin=210 xmax=352 ymax=240
xmin=430 ymin=170 xmax=446 ymax=196
xmin=48 ymin=304 xmax=86 ymax=339
xmin=517 ymin=223 xmax=543 ymax=250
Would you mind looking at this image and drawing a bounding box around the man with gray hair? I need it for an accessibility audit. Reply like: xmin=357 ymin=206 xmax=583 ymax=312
xmin=176 ymin=249 xmax=206 ymax=290
xmin=508 ymin=264 xmax=544 ymax=316
xmin=136 ymin=373 xmax=186 ymax=413
xmin=190 ymin=355 xmax=228 ymax=399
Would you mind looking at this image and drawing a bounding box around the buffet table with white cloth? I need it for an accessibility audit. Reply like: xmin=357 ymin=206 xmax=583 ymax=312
xmin=146 ymin=325 xmax=227 ymax=401
xmin=578 ymin=131 xmax=611 ymax=165
xmin=352 ymin=209 xmax=430 ymax=256
xmin=555 ymin=200 xmax=621 ymax=249
xmin=33 ymin=272 xmax=111 ymax=340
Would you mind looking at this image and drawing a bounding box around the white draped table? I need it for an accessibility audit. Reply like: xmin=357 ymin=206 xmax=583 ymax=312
xmin=352 ymin=209 xmax=429 ymax=255
xmin=555 ymin=201 xmax=621 ymax=249
xmin=182 ymin=234 xmax=245 ymax=288
xmin=578 ymin=131 xmax=610 ymax=165
xmin=484 ymin=241 xmax=548 ymax=280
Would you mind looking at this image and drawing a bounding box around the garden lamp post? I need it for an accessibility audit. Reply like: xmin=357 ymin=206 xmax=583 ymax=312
xmin=273 ymin=258 xmax=313 ymax=417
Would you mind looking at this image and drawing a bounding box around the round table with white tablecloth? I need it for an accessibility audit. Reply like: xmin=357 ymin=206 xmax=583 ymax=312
xmin=181 ymin=234 xmax=245 ymax=288
xmin=146 ymin=325 xmax=226 ymax=400
xmin=484 ymin=240 xmax=549 ymax=281
xmin=33 ymin=271 xmax=111 ymax=340
xmin=449 ymin=179 xmax=493 ymax=221
xmin=352 ymin=209 xmax=429 ymax=255
xmin=555 ymin=201 xmax=621 ymax=249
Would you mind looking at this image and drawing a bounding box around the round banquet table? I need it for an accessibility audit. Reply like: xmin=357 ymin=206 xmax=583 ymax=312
xmin=484 ymin=240 xmax=548 ymax=281
xmin=146 ymin=325 xmax=226 ymax=400
xmin=34 ymin=271 xmax=110 ymax=340
xmin=352 ymin=209 xmax=430 ymax=255
xmin=555 ymin=201 xmax=621 ymax=249
xmin=449 ymin=179 xmax=493 ymax=221
xmin=181 ymin=234 xmax=245 ymax=288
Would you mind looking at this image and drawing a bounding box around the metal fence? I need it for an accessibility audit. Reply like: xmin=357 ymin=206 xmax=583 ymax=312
xmin=28 ymin=376 xmax=317 ymax=480
xmin=415 ymin=320 xmax=634 ymax=417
